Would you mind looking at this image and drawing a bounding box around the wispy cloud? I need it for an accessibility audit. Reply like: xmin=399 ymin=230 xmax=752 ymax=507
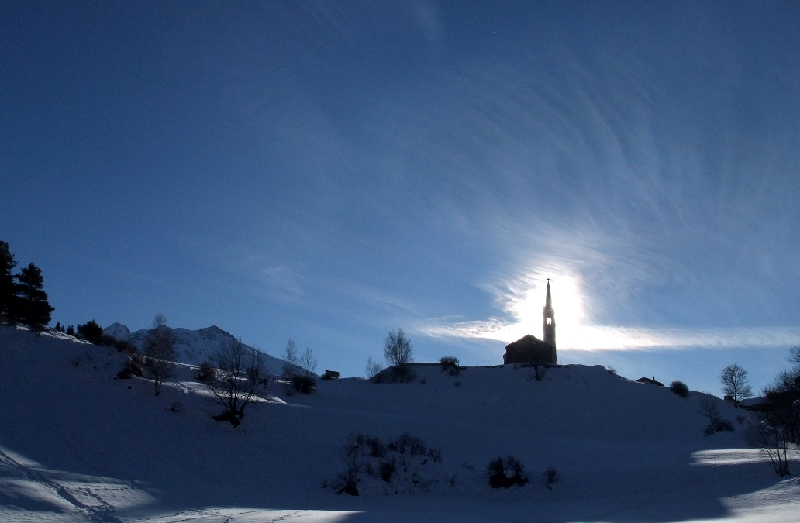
xmin=420 ymin=317 xmax=800 ymax=351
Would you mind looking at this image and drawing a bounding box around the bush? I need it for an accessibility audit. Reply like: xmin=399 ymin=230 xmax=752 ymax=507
xmin=439 ymin=356 xmax=461 ymax=376
xmin=388 ymin=433 xmax=427 ymax=456
xmin=113 ymin=338 xmax=138 ymax=355
xmin=705 ymin=417 xmax=735 ymax=435
xmin=543 ymin=466 xmax=559 ymax=490
xmin=699 ymin=396 xmax=734 ymax=435
xmin=117 ymin=358 xmax=143 ymax=379
xmin=292 ymin=374 xmax=316 ymax=394
xmin=488 ymin=456 xmax=529 ymax=488
xmin=379 ymin=459 xmax=396 ymax=482
xmin=332 ymin=432 xmax=445 ymax=496
xmin=196 ymin=361 xmax=216 ymax=383
xmin=670 ymin=380 xmax=689 ymax=397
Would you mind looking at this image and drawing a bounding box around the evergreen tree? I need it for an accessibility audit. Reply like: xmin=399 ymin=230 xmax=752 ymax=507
xmin=0 ymin=241 xmax=17 ymax=322
xmin=77 ymin=319 xmax=103 ymax=345
xmin=13 ymin=262 xmax=54 ymax=330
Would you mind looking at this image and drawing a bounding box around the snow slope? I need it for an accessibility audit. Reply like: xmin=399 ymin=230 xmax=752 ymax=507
xmin=103 ymin=322 xmax=301 ymax=377
xmin=1 ymin=325 xmax=798 ymax=522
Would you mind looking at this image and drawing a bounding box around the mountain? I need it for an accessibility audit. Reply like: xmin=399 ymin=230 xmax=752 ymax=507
xmin=103 ymin=322 xmax=303 ymax=377
xmin=1 ymin=324 xmax=797 ymax=522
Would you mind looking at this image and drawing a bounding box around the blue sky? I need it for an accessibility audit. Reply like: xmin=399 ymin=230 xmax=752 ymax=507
xmin=2 ymin=1 xmax=799 ymax=394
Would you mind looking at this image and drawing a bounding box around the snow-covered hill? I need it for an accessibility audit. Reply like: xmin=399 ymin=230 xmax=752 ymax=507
xmin=104 ymin=322 xmax=301 ymax=377
xmin=1 ymin=325 xmax=798 ymax=522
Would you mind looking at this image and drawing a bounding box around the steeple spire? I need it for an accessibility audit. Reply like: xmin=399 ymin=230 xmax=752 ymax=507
xmin=545 ymin=278 xmax=552 ymax=308
xmin=542 ymin=279 xmax=556 ymax=359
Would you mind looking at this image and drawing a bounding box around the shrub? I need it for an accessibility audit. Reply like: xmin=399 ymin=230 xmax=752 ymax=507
xmin=388 ymin=433 xmax=427 ymax=456
xmin=439 ymin=356 xmax=460 ymax=376
xmin=292 ymin=374 xmax=316 ymax=394
xmin=332 ymin=432 xmax=445 ymax=496
xmin=670 ymin=380 xmax=689 ymax=397
xmin=699 ymin=396 xmax=734 ymax=435
xmin=111 ymin=337 xmax=138 ymax=355
xmin=117 ymin=358 xmax=143 ymax=379
xmin=379 ymin=459 xmax=396 ymax=482
xmin=487 ymin=456 xmax=529 ymax=488
xmin=705 ymin=417 xmax=735 ymax=435
xmin=543 ymin=466 xmax=559 ymax=490
xmin=196 ymin=361 xmax=216 ymax=383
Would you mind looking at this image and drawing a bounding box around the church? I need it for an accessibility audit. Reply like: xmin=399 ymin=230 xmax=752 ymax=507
xmin=502 ymin=279 xmax=557 ymax=365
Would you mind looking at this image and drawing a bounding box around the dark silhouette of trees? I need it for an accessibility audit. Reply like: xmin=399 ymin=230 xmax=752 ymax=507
xmin=720 ymin=363 xmax=752 ymax=406
xmin=77 ymin=319 xmax=104 ymax=345
xmin=13 ymin=262 xmax=54 ymax=330
xmin=143 ymin=314 xmax=177 ymax=396
xmin=0 ymin=241 xmax=16 ymax=322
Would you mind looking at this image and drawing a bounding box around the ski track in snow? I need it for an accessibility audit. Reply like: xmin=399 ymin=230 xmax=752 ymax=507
xmin=0 ymin=447 xmax=125 ymax=522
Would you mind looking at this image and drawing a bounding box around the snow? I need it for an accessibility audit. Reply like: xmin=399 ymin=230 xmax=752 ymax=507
xmin=103 ymin=322 xmax=302 ymax=377
xmin=1 ymin=325 xmax=798 ymax=522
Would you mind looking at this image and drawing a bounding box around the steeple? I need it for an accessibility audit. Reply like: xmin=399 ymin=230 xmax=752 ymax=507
xmin=542 ymin=279 xmax=556 ymax=355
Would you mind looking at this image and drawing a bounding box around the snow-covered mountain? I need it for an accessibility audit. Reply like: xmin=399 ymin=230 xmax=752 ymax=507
xmin=1 ymin=325 xmax=798 ymax=522
xmin=104 ymin=322 xmax=302 ymax=377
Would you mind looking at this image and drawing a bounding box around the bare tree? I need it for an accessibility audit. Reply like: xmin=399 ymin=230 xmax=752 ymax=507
xmin=206 ymin=337 xmax=265 ymax=426
xmin=143 ymin=314 xmax=176 ymax=396
xmin=300 ymin=346 xmax=317 ymax=378
xmin=749 ymin=412 xmax=793 ymax=476
xmin=282 ymin=338 xmax=299 ymax=380
xmin=366 ymin=356 xmax=384 ymax=379
xmin=384 ymin=328 xmax=413 ymax=367
xmin=720 ymin=363 xmax=753 ymax=406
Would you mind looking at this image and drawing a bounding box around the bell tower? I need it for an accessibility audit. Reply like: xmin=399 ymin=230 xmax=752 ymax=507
xmin=542 ymin=279 xmax=556 ymax=351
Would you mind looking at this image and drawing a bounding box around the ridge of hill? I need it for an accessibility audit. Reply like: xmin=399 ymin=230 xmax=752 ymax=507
xmin=103 ymin=321 xmax=302 ymax=377
xmin=1 ymin=325 xmax=798 ymax=522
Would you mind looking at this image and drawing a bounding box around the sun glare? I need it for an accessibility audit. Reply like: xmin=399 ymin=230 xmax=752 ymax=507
xmin=505 ymin=272 xmax=587 ymax=345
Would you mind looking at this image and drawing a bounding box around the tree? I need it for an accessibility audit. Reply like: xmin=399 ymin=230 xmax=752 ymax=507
xmin=384 ymin=328 xmax=413 ymax=367
xmin=791 ymin=345 xmax=800 ymax=364
xmin=13 ymin=262 xmax=54 ymax=330
xmin=0 ymin=241 xmax=17 ymax=322
xmin=206 ymin=337 xmax=265 ymax=426
xmin=142 ymin=314 xmax=177 ymax=396
xmin=300 ymin=346 xmax=317 ymax=378
xmin=282 ymin=338 xmax=299 ymax=380
xmin=366 ymin=356 xmax=384 ymax=379
xmin=720 ymin=363 xmax=752 ymax=406
xmin=77 ymin=319 xmax=104 ymax=345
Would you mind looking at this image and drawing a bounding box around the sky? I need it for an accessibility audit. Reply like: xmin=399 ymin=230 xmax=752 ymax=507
xmin=2 ymin=1 xmax=799 ymax=395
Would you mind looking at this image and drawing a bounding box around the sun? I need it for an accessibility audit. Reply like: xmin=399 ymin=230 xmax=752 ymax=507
xmin=504 ymin=271 xmax=589 ymax=348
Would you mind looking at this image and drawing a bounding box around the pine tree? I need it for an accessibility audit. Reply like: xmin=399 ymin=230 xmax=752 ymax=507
xmin=0 ymin=241 xmax=17 ymax=322
xmin=13 ymin=262 xmax=54 ymax=330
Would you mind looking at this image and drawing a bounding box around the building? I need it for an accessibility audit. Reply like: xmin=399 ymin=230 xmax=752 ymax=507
xmin=503 ymin=279 xmax=557 ymax=365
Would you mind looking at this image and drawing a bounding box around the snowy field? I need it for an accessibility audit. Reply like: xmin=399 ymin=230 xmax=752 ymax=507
xmin=1 ymin=325 xmax=798 ymax=522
